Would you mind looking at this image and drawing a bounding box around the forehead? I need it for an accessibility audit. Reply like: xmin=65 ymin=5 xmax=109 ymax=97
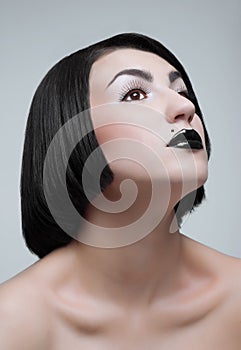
xmin=89 ymin=48 xmax=176 ymax=84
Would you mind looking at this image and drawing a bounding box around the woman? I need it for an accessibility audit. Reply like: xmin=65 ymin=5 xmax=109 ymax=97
xmin=1 ymin=33 xmax=241 ymax=349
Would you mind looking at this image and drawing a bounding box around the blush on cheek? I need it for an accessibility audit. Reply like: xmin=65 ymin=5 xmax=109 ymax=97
xmin=94 ymin=124 xmax=153 ymax=145
xmin=94 ymin=125 xmax=113 ymax=145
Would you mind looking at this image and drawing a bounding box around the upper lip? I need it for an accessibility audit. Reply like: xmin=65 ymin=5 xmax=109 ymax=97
xmin=167 ymin=129 xmax=203 ymax=149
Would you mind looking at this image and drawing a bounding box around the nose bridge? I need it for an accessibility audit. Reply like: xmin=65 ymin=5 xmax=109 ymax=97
xmin=164 ymin=88 xmax=195 ymax=124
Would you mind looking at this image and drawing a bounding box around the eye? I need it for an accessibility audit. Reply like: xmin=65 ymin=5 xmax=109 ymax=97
xmin=175 ymin=88 xmax=191 ymax=100
xmin=178 ymin=90 xmax=189 ymax=98
xmin=118 ymin=79 xmax=151 ymax=102
xmin=121 ymin=89 xmax=148 ymax=102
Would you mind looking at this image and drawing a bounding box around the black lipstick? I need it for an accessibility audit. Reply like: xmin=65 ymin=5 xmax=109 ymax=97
xmin=167 ymin=129 xmax=203 ymax=149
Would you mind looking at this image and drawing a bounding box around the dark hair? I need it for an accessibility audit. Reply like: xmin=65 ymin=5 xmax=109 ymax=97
xmin=20 ymin=32 xmax=211 ymax=258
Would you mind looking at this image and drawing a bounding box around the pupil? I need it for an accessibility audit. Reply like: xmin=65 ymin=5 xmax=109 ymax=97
xmin=132 ymin=92 xmax=139 ymax=100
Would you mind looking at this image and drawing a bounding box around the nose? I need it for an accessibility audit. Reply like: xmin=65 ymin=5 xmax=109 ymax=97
xmin=163 ymin=89 xmax=195 ymax=125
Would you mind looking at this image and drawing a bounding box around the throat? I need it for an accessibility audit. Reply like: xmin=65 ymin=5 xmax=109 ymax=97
xmin=67 ymin=228 xmax=183 ymax=308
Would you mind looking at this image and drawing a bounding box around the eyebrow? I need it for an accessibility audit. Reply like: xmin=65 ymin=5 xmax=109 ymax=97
xmin=106 ymin=69 xmax=152 ymax=88
xmin=106 ymin=68 xmax=183 ymax=88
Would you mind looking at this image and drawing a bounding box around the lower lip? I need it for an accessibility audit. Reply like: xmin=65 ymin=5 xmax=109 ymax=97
xmin=167 ymin=141 xmax=203 ymax=150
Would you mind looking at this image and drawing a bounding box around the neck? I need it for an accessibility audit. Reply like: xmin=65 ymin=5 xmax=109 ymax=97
xmin=65 ymin=178 xmax=186 ymax=308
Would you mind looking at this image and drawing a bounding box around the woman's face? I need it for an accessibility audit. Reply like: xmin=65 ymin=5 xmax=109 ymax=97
xmin=88 ymin=48 xmax=208 ymax=192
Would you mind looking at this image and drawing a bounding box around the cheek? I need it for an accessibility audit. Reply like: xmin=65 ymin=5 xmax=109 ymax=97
xmin=91 ymin=103 xmax=170 ymax=155
xmin=94 ymin=124 xmax=135 ymax=144
xmin=94 ymin=124 xmax=166 ymax=147
xmin=94 ymin=123 xmax=166 ymax=168
xmin=191 ymin=114 xmax=207 ymax=150
xmin=93 ymin=123 xmax=169 ymax=181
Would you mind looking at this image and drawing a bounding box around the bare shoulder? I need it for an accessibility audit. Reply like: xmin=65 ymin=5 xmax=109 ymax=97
xmin=218 ymin=255 xmax=241 ymax=344
xmin=0 ymin=247 xmax=74 ymax=349
xmin=184 ymin=234 xmax=241 ymax=288
xmin=223 ymin=253 xmax=241 ymax=325
xmin=182 ymin=234 xmax=241 ymax=276
xmin=183 ymin=234 xmax=241 ymax=338
xmin=0 ymin=267 xmax=51 ymax=349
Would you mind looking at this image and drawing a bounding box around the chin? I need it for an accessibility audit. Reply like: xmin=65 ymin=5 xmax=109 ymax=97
xmin=168 ymin=148 xmax=208 ymax=181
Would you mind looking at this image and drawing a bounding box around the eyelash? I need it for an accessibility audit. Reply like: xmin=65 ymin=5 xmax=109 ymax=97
xmin=118 ymin=80 xmax=190 ymax=102
xmin=175 ymin=85 xmax=190 ymax=99
xmin=118 ymin=80 xmax=151 ymax=102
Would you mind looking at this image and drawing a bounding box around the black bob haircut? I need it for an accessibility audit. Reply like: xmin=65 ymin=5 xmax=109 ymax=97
xmin=20 ymin=32 xmax=211 ymax=259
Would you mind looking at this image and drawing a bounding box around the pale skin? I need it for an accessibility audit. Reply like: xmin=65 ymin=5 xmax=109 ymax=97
xmin=1 ymin=48 xmax=241 ymax=349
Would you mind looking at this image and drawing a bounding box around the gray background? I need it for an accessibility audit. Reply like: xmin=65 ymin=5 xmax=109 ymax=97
xmin=1 ymin=0 xmax=240 ymax=283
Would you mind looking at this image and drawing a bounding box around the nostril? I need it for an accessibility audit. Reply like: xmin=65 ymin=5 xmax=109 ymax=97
xmin=174 ymin=113 xmax=194 ymax=123
xmin=174 ymin=114 xmax=185 ymax=120
xmin=174 ymin=114 xmax=180 ymax=120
